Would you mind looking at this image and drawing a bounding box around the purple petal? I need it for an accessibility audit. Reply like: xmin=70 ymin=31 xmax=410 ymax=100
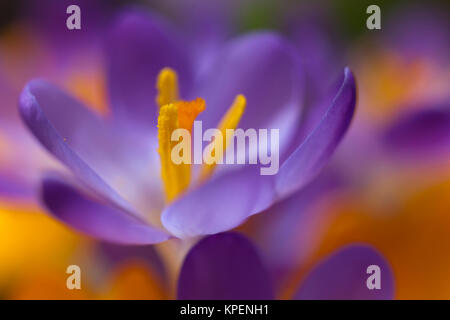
xmin=18 ymin=80 xmax=135 ymax=212
xmin=382 ymin=104 xmax=450 ymax=162
xmin=41 ymin=176 xmax=170 ymax=245
xmin=196 ymin=32 xmax=303 ymax=155
xmin=275 ymin=68 xmax=356 ymax=199
xmin=162 ymin=168 xmax=275 ymax=238
xmin=294 ymin=245 xmax=395 ymax=300
xmin=177 ymin=232 xmax=273 ymax=299
xmin=106 ymin=9 xmax=192 ymax=129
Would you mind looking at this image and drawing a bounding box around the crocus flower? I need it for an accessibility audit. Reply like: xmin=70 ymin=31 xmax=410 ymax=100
xmin=19 ymin=9 xmax=356 ymax=246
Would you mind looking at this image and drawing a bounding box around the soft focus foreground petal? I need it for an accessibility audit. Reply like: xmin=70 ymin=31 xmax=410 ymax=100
xmin=18 ymin=80 xmax=137 ymax=212
xmin=162 ymin=168 xmax=274 ymax=238
xmin=41 ymin=177 xmax=170 ymax=245
xmin=177 ymin=232 xmax=273 ymax=299
xmin=275 ymin=68 xmax=356 ymax=199
xmin=106 ymin=9 xmax=192 ymax=129
xmin=294 ymin=245 xmax=394 ymax=300
xmin=196 ymin=32 xmax=303 ymax=156
xmin=382 ymin=104 xmax=450 ymax=162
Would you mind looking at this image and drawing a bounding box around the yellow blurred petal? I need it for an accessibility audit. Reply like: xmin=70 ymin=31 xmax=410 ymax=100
xmin=104 ymin=262 xmax=167 ymax=300
xmin=0 ymin=201 xmax=81 ymax=280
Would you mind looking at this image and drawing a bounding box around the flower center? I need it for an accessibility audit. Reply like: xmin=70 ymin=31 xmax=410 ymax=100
xmin=156 ymin=67 xmax=246 ymax=202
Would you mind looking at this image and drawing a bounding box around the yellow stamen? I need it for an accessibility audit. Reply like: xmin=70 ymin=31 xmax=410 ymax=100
xmin=157 ymin=98 xmax=205 ymax=202
xmin=156 ymin=67 xmax=179 ymax=108
xmin=201 ymin=94 xmax=246 ymax=179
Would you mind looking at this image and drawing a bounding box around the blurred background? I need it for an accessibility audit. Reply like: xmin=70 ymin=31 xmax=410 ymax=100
xmin=0 ymin=0 xmax=448 ymax=299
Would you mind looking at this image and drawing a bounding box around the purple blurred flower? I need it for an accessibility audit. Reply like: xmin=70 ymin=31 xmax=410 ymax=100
xmin=384 ymin=3 xmax=449 ymax=64
xmin=0 ymin=0 xmax=116 ymax=201
xmin=177 ymin=232 xmax=394 ymax=300
xmin=382 ymin=103 xmax=450 ymax=163
xmin=19 ymin=9 xmax=356 ymax=245
xmin=333 ymin=3 xmax=450 ymax=184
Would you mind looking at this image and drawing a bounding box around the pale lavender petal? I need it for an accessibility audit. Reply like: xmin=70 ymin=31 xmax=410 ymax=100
xmin=177 ymin=232 xmax=273 ymax=299
xmin=162 ymin=168 xmax=275 ymax=238
xmin=282 ymin=70 xmax=344 ymax=164
xmin=41 ymin=176 xmax=170 ymax=245
xmin=382 ymin=104 xmax=450 ymax=162
xmin=106 ymin=9 xmax=192 ymax=129
xmin=19 ymin=80 xmax=135 ymax=212
xmin=196 ymin=32 xmax=303 ymax=155
xmin=275 ymin=68 xmax=356 ymax=199
xmin=294 ymin=245 xmax=395 ymax=300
